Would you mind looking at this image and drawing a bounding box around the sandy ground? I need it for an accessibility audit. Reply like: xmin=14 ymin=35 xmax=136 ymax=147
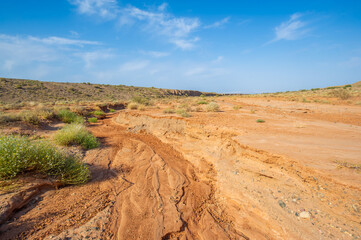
xmin=0 ymin=97 xmax=360 ymax=239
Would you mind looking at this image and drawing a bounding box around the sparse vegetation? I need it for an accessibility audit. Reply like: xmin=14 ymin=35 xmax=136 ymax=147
xmin=138 ymin=105 xmax=146 ymax=111
xmin=128 ymin=102 xmax=139 ymax=110
xmin=92 ymin=110 xmax=106 ymax=118
xmin=197 ymin=100 xmax=208 ymax=105
xmin=88 ymin=117 xmax=98 ymax=123
xmin=0 ymin=135 xmax=90 ymax=184
xmin=163 ymin=108 xmax=175 ymax=114
xmin=206 ymin=102 xmax=220 ymax=112
xmin=176 ymin=109 xmax=191 ymax=117
xmin=54 ymin=123 xmax=99 ymax=149
xmin=330 ymin=88 xmax=352 ymax=100
xmin=19 ymin=111 xmax=41 ymax=125
xmin=56 ymin=109 xmax=84 ymax=123
xmin=335 ymin=161 xmax=361 ymax=171
xmin=109 ymin=108 xmax=115 ymax=113
xmin=233 ymin=105 xmax=242 ymax=110
xmin=256 ymin=119 xmax=265 ymax=123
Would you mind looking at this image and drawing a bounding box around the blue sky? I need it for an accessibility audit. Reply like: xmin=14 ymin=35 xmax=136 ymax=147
xmin=0 ymin=0 xmax=361 ymax=93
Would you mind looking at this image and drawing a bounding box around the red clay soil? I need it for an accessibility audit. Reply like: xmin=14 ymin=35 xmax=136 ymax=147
xmin=0 ymin=97 xmax=360 ymax=239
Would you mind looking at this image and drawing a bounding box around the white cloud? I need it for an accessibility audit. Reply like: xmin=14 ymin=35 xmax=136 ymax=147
xmin=185 ymin=67 xmax=206 ymax=76
xmin=29 ymin=36 xmax=100 ymax=46
xmin=171 ymin=37 xmax=200 ymax=50
xmin=140 ymin=50 xmax=169 ymax=58
xmin=0 ymin=33 xmax=104 ymax=79
xmin=70 ymin=1 xmax=202 ymax=50
xmin=212 ymin=56 xmax=224 ymax=63
xmin=158 ymin=3 xmax=168 ymax=11
xmin=204 ymin=17 xmax=230 ymax=29
xmin=119 ymin=60 xmax=149 ymax=71
xmin=69 ymin=0 xmax=118 ymax=19
xmin=76 ymin=50 xmax=114 ymax=68
xmin=123 ymin=6 xmax=200 ymax=39
xmin=271 ymin=13 xmax=309 ymax=43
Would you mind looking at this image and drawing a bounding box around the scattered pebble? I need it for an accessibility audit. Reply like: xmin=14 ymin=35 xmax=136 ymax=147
xmin=278 ymin=200 xmax=286 ymax=208
xmin=300 ymin=211 xmax=311 ymax=219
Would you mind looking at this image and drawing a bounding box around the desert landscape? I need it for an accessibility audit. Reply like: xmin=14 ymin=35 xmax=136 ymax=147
xmin=0 ymin=78 xmax=360 ymax=239
xmin=1 ymin=1 xmax=361 ymax=239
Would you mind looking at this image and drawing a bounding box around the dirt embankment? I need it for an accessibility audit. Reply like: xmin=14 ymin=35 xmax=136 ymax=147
xmin=1 ymin=100 xmax=360 ymax=239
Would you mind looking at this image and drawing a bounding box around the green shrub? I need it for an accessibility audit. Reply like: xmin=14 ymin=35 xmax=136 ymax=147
xmin=206 ymin=102 xmax=220 ymax=112
xmin=0 ymin=135 xmax=89 ymax=184
xmin=36 ymin=107 xmax=55 ymax=120
xmin=92 ymin=110 xmax=106 ymax=118
xmin=54 ymin=123 xmax=99 ymax=150
xmin=197 ymin=100 xmax=208 ymax=105
xmin=163 ymin=108 xmax=175 ymax=114
xmin=19 ymin=111 xmax=40 ymax=125
xmin=256 ymin=119 xmax=265 ymax=123
xmin=57 ymin=109 xmax=84 ymax=123
xmin=109 ymin=108 xmax=115 ymax=113
xmin=176 ymin=109 xmax=191 ymax=118
xmin=88 ymin=117 xmax=98 ymax=123
xmin=0 ymin=113 xmax=20 ymax=123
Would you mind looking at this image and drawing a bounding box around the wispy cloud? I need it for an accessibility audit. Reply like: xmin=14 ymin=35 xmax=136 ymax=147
xmin=119 ymin=60 xmax=149 ymax=71
xmin=76 ymin=49 xmax=114 ymax=68
xmin=212 ymin=56 xmax=224 ymax=63
xmin=204 ymin=17 xmax=230 ymax=29
xmin=122 ymin=5 xmax=200 ymax=49
xmin=269 ymin=13 xmax=309 ymax=43
xmin=171 ymin=37 xmax=199 ymax=50
xmin=140 ymin=50 xmax=169 ymax=58
xmin=0 ymin=33 xmax=103 ymax=77
xmin=69 ymin=0 xmax=118 ymax=19
xmin=70 ymin=1 xmax=201 ymax=50
xmin=29 ymin=36 xmax=100 ymax=46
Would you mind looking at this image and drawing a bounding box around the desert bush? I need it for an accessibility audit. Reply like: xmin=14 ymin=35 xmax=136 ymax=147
xmin=163 ymin=108 xmax=175 ymax=114
xmin=92 ymin=110 xmax=106 ymax=118
xmin=131 ymin=96 xmax=150 ymax=105
xmin=0 ymin=135 xmax=89 ymax=184
xmin=197 ymin=100 xmax=208 ymax=105
xmin=36 ymin=107 xmax=55 ymax=120
xmin=19 ymin=111 xmax=40 ymax=125
xmin=329 ymin=89 xmax=352 ymax=100
xmin=233 ymin=105 xmax=242 ymax=110
xmin=54 ymin=123 xmax=99 ymax=149
xmin=0 ymin=112 xmax=20 ymax=123
xmin=109 ymin=108 xmax=115 ymax=113
xmin=176 ymin=109 xmax=191 ymax=118
xmin=138 ymin=105 xmax=146 ymax=111
xmin=256 ymin=119 xmax=265 ymax=123
xmin=88 ymin=117 xmax=98 ymax=123
xmin=194 ymin=106 xmax=203 ymax=112
xmin=56 ymin=109 xmax=84 ymax=123
xmin=71 ymin=106 xmax=89 ymax=116
xmin=128 ymin=102 xmax=138 ymax=110
xmin=206 ymin=102 xmax=220 ymax=112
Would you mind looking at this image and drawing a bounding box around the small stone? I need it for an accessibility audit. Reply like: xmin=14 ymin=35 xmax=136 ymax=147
xmin=299 ymin=211 xmax=310 ymax=219
xmin=278 ymin=200 xmax=286 ymax=208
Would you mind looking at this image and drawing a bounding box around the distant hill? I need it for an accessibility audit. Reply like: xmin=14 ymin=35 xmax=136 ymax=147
xmin=0 ymin=78 xmax=216 ymax=104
